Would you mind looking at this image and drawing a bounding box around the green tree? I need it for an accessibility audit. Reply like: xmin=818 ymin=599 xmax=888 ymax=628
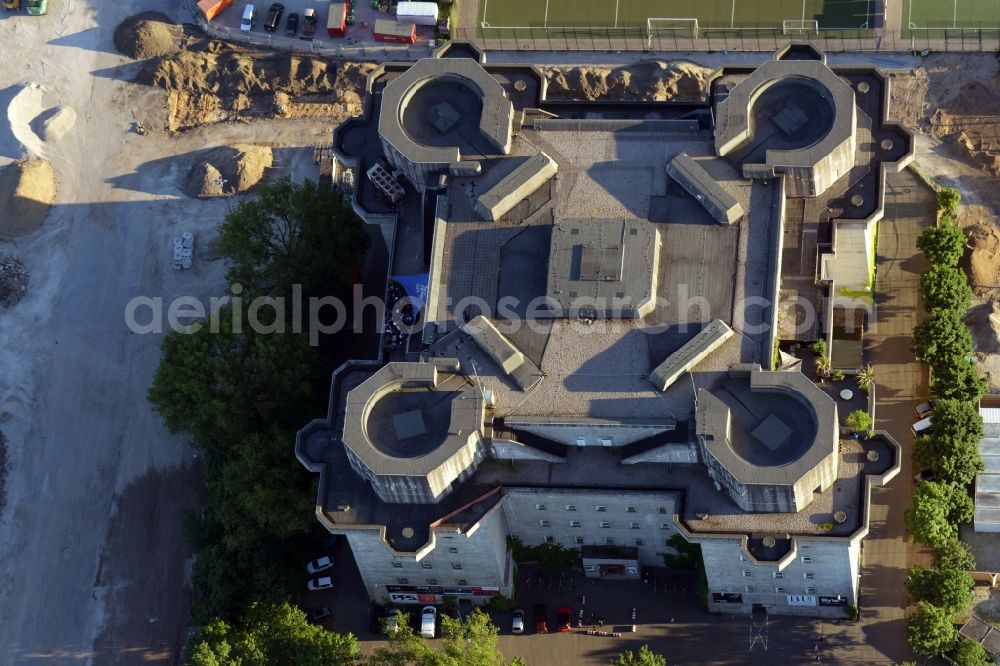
xmin=951 ymin=636 xmax=992 ymax=666
xmin=934 ymin=539 xmax=977 ymax=571
xmin=845 ymin=409 xmax=873 ymax=433
xmin=929 ymin=399 xmax=985 ymax=446
xmin=219 ymin=177 xmax=370 ymax=300
xmin=907 ymin=601 xmax=957 ymax=657
xmin=612 ymin=645 xmax=667 ymax=666
xmin=913 ymin=434 xmax=983 ymax=485
xmin=907 ymin=564 xmax=974 ymax=613
xmin=440 ymin=609 xmax=506 ymax=666
xmin=905 ymin=481 xmax=975 ymax=546
xmin=367 ymin=612 xmax=438 ymax=666
xmin=814 ymin=354 xmax=831 ymax=378
xmin=857 ymin=364 xmax=876 ymax=394
xmin=913 ymin=309 xmax=974 ymax=368
xmin=921 ymin=265 xmax=973 ymax=311
xmin=931 ymin=361 xmax=989 ymax=403
xmin=938 ymin=187 xmax=962 ymax=217
xmin=917 ymin=221 xmax=967 ymax=266
xmin=147 ymin=305 xmax=314 ymax=448
xmin=186 ymin=602 xmax=359 ymax=666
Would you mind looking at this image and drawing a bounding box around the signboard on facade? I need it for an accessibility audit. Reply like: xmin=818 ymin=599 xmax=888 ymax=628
xmin=819 ymin=596 xmax=848 ymax=607
xmin=385 ymin=584 xmax=499 ymax=597
xmin=712 ymin=593 xmax=744 ymax=604
xmin=787 ymin=594 xmax=817 ymax=606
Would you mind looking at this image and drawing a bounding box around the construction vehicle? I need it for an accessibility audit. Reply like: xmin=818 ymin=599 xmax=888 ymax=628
xmin=25 ymin=0 xmax=45 ymax=14
xmin=3 ymin=0 xmax=21 ymax=10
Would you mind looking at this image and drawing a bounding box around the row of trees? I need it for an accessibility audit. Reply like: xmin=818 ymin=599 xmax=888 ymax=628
xmin=147 ymin=179 xmax=372 ymax=647
xmin=905 ymin=188 xmax=990 ymax=664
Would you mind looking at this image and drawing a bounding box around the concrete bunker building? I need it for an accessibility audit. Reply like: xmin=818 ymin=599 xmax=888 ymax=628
xmin=301 ymin=44 xmax=910 ymax=618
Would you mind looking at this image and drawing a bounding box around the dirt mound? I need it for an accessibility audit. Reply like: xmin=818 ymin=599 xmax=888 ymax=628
xmin=34 ymin=105 xmax=77 ymax=143
xmin=137 ymin=41 xmax=373 ymax=131
xmin=545 ymin=61 xmax=711 ymax=102
xmin=966 ymin=302 xmax=1000 ymax=354
xmin=114 ymin=12 xmax=181 ymax=60
xmin=0 ymin=160 xmax=55 ymax=239
xmin=184 ymin=145 xmax=273 ymax=198
xmin=967 ymin=220 xmax=1000 ymax=297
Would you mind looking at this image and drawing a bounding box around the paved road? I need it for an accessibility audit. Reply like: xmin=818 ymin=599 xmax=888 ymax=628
xmin=853 ymin=168 xmax=935 ymax=663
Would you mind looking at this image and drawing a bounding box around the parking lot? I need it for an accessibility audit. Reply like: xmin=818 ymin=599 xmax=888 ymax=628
xmin=208 ymin=0 xmax=446 ymax=52
xmin=310 ymin=548 xmax=879 ymax=665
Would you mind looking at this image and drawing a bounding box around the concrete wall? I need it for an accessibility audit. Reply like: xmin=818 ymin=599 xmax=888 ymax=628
xmin=345 ymin=503 xmax=514 ymax=603
xmin=622 ymin=442 xmax=700 ymax=464
xmin=698 ymin=536 xmax=857 ymax=618
xmin=501 ymin=488 xmax=681 ymax=567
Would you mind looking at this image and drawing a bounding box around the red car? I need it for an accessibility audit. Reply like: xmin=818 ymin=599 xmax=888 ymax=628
xmin=556 ymin=606 xmax=572 ymax=632
xmin=534 ymin=603 xmax=548 ymax=634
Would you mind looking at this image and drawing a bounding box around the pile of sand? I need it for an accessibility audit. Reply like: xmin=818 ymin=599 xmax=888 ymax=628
xmin=114 ymin=12 xmax=181 ymax=60
xmin=965 ymin=301 xmax=1000 ymax=354
xmin=545 ymin=61 xmax=711 ymax=102
xmin=34 ymin=106 xmax=76 ymax=143
xmin=0 ymin=160 xmax=56 ymax=239
xmin=184 ymin=145 xmax=273 ymax=198
xmin=967 ymin=222 xmax=1000 ymax=297
xmin=137 ymin=42 xmax=373 ymax=131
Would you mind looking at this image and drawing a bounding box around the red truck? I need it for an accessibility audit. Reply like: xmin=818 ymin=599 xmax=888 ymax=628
xmin=326 ymin=1 xmax=346 ymax=37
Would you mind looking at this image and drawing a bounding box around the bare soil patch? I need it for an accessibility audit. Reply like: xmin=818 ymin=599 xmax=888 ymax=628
xmin=113 ymin=12 xmax=182 ymax=60
xmin=545 ymin=60 xmax=711 ymax=102
xmin=136 ymin=40 xmax=373 ymax=131
xmin=184 ymin=144 xmax=273 ymax=198
xmin=0 ymin=160 xmax=55 ymax=239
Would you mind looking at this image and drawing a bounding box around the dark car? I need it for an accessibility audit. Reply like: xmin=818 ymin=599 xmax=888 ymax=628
xmin=263 ymin=2 xmax=284 ymax=32
xmin=556 ymin=606 xmax=572 ymax=633
xmin=302 ymin=7 xmax=317 ymax=36
xmin=285 ymin=12 xmax=299 ymax=35
xmin=309 ymin=606 xmax=331 ymax=622
xmin=534 ymin=603 xmax=548 ymax=634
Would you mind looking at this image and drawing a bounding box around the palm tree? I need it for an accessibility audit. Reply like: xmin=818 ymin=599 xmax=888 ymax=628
xmin=857 ymin=364 xmax=875 ymax=394
xmin=814 ymin=355 xmax=831 ymax=378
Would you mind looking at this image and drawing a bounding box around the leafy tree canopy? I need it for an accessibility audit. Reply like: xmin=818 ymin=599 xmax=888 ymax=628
xmin=913 ymin=433 xmax=984 ymax=486
xmin=613 ymin=645 xmax=668 ymax=666
xmin=907 ymin=601 xmax=957 ymax=657
xmin=934 ymin=539 xmax=977 ymax=572
xmin=937 ymin=187 xmax=962 ymax=218
xmin=905 ymin=481 xmax=975 ymax=546
xmin=219 ymin=177 xmax=370 ymax=301
xmin=917 ymin=220 xmax=966 ymax=266
xmin=845 ymin=409 xmax=873 ymax=433
xmin=913 ymin=309 xmax=974 ymax=368
xmin=931 ymin=361 xmax=989 ymax=403
xmin=907 ymin=564 xmax=975 ymax=613
xmin=929 ymin=399 xmax=985 ymax=446
xmin=186 ymin=602 xmax=359 ymax=666
xmin=950 ymin=635 xmax=992 ymax=666
xmin=920 ymin=265 xmax=973 ymax=311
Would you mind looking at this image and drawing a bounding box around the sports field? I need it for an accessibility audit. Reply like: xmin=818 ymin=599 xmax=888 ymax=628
xmin=905 ymin=0 xmax=1000 ymax=32
xmin=479 ymin=0 xmax=878 ymax=38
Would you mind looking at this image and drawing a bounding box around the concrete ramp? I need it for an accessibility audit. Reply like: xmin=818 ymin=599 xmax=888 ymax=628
xmin=650 ymin=319 xmax=734 ymax=391
xmin=462 ymin=315 xmax=543 ymax=390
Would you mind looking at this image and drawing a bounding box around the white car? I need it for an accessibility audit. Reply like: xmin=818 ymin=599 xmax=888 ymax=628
xmin=306 ymin=555 xmax=333 ymax=574
xmin=307 ymin=576 xmax=333 ymax=591
xmin=912 ymin=416 xmax=932 ymax=434
xmin=511 ymin=609 xmax=525 ymax=634
xmin=915 ymin=400 xmax=937 ymax=419
xmin=420 ymin=605 xmax=437 ymax=638
xmin=240 ymin=3 xmax=255 ymax=31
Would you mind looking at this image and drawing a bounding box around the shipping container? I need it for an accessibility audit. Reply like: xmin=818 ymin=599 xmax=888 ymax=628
xmin=395 ymin=1 xmax=437 ymax=26
xmin=373 ymin=18 xmax=416 ymax=44
xmin=197 ymin=0 xmax=235 ymax=20
xmin=327 ymin=1 xmax=347 ymax=36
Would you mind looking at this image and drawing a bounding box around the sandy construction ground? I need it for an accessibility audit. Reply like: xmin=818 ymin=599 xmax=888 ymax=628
xmin=0 ymin=1 xmax=344 ymax=661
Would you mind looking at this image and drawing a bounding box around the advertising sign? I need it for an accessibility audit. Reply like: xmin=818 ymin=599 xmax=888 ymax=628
xmin=787 ymin=594 xmax=817 ymax=606
xmin=819 ymin=596 xmax=848 ymax=607
xmin=712 ymin=593 xmax=744 ymax=604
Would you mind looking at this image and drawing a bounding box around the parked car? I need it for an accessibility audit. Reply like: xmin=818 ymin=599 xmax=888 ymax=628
xmin=556 ymin=606 xmax=572 ymax=632
xmin=285 ymin=12 xmax=299 ymax=36
xmin=915 ymin=400 xmax=937 ymax=418
xmin=511 ymin=608 xmax=524 ymax=634
xmin=240 ymin=3 xmax=255 ymax=31
xmin=309 ymin=606 xmax=331 ymax=622
xmin=302 ymin=7 xmax=317 ymax=37
xmin=307 ymin=576 xmax=333 ymax=591
xmin=306 ymin=555 xmax=333 ymax=574
xmin=385 ymin=608 xmax=402 ymax=635
xmin=534 ymin=603 xmax=548 ymax=634
xmin=912 ymin=416 xmax=932 ymax=434
xmin=420 ymin=606 xmax=437 ymax=638
xmin=264 ymin=2 xmax=284 ymax=31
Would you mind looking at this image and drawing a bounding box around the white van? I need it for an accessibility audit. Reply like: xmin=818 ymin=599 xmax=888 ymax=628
xmin=241 ymin=4 xmax=255 ymax=31
xmin=420 ymin=605 xmax=437 ymax=639
xmin=912 ymin=416 xmax=932 ymax=434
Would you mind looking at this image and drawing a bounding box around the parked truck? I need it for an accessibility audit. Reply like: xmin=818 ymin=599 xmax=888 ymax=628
xmin=196 ymin=0 xmax=235 ymax=21
xmin=302 ymin=6 xmax=317 ymax=36
xmin=2 ymin=0 xmax=22 ymax=11
xmin=326 ymin=1 xmax=346 ymax=36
